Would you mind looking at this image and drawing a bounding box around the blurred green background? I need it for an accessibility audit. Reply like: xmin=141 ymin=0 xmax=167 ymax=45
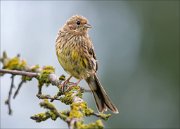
xmin=1 ymin=1 xmax=179 ymax=128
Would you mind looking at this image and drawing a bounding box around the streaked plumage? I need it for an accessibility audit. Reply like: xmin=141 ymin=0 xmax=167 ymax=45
xmin=56 ymin=15 xmax=118 ymax=113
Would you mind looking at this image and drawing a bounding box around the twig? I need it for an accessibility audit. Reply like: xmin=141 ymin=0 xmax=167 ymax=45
xmin=68 ymin=118 xmax=79 ymax=129
xmin=39 ymin=100 xmax=68 ymax=121
xmin=0 ymin=69 xmax=38 ymax=77
xmin=1 ymin=69 xmax=38 ymax=114
xmin=13 ymin=80 xmax=25 ymax=99
xmin=0 ymin=52 xmax=111 ymax=129
xmin=5 ymin=75 xmax=15 ymax=115
xmin=36 ymin=94 xmax=61 ymax=102
xmin=92 ymin=112 xmax=111 ymax=120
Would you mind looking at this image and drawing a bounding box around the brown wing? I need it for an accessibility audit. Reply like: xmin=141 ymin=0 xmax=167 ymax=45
xmin=88 ymin=47 xmax=98 ymax=72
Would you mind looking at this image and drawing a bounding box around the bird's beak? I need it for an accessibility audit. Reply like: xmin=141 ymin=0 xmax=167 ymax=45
xmin=84 ymin=23 xmax=92 ymax=28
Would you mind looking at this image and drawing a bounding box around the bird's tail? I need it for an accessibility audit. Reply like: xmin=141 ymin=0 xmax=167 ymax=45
xmin=86 ymin=74 xmax=119 ymax=113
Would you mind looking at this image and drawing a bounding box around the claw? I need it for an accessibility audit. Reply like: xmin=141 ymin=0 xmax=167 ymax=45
xmin=60 ymin=78 xmax=82 ymax=92
xmin=65 ymin=79 xmax=82 ymax=91
xmin=60 ymin=76 xmax=72 ymax=92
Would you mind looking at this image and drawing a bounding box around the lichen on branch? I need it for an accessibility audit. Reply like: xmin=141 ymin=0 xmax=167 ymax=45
xmin=0 ymin=51 xmax=112 ymax=129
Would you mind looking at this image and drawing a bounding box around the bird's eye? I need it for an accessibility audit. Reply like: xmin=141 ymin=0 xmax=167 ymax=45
xmin=76 ymin=21 xmax=81 ymax=25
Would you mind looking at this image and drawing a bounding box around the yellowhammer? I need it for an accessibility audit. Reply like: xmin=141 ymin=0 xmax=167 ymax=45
xmin=56 ymin=15 xmax=118 ymax=113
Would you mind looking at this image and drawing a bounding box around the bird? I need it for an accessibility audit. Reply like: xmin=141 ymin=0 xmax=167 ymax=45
xmin=55 ymin=15 xmax=119 ymax=113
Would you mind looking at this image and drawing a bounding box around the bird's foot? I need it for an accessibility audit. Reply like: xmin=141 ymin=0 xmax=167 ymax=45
xmin=65 ymin=79 xmax=82 ymax=91
xmin=60 ymin=78 xmax=81 ymax=92
xmin=60 ymin=76 xmax=72 ymax=92
xmin=69 ymin=79 xmax=81 ymax=86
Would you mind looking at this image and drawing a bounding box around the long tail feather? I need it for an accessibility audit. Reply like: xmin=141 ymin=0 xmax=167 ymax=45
xmin=86 ymin=74 xmax=119 ymax=113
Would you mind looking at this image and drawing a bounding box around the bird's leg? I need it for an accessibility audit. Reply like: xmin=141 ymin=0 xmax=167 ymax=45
xmin=67 ymin=79 xmax=82 ymax=91
xmin=65 ymin=76 xmax=72 ymax=84
xmin=61 ymin=76 xmax=72 ymax=92
xmin=69 ymin=79 xmax=82 ymax=86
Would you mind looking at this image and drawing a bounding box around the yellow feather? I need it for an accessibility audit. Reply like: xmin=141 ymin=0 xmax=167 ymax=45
xmin=71 ymin=50 xmax=78 ymax=60
xmin=81 ymin=58 xmax=88 ymax=68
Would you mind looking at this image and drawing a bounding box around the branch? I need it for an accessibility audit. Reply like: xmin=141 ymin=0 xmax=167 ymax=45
xmin=13 ymin=80 xmax=25 ymax=99
xmin=4 ymin=75 xmax=15 ymax=115
xmin=0 ymin=51 xmax=111 ymax=129
xmin=0 ymin=69 xmax=38 ymax=77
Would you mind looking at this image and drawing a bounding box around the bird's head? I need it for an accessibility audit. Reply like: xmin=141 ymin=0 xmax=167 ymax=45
xmin=63 ymin=15 xmax=92 ymax=35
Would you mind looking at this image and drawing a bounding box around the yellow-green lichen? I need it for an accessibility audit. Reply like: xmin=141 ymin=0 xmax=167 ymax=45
xmin=85 ymin=108 xmax=94 ymax=116
xmin=60 ymin=92 xmax=73 ymax=105
xmin=22 ymin=75 xmax=32 ymax=81
xmin=1 ymin=52 xmax=109 ymax=129
xmin=31 ymin=65 xmax=40 ymax=72
xmin=59 ymin=110 xmax=69 ymax=121
xmin=37 ymin=66 xmax=55 ymax=86
xmin=97 ymin=113 xmax=111 ymax=121
xmin=31 ymin=111 xmax=58 ymax=122
xmin=72 ymin=86 xmax=83 ymax=98
xmin=68 ymin=86 xmax=83 ymax=98
xmin=3 ymin=57 xmax=27 ymax=70
xmin=59 ymin=74 xmax=66 ymax=81
xmin=31 ymin=112 xmax=50 ymax=122
xmin=40 ymin=99 xmax=55 ymax=110
xmin=60 ymin=86 xmax=82 ymax=105
xmin=76 ymin=120 xmax=103 ymax=129
xmin=69 ymin=108 xmax=83 ymax=119
xmin=49 ymin=111 xmax=58 ymax=120
xmin=69 ymin=102 xmax=87 ymax=119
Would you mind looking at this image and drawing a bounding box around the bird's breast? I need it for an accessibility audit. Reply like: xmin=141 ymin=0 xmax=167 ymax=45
xmin=56 ymin=34 xmax=94 ymax=79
